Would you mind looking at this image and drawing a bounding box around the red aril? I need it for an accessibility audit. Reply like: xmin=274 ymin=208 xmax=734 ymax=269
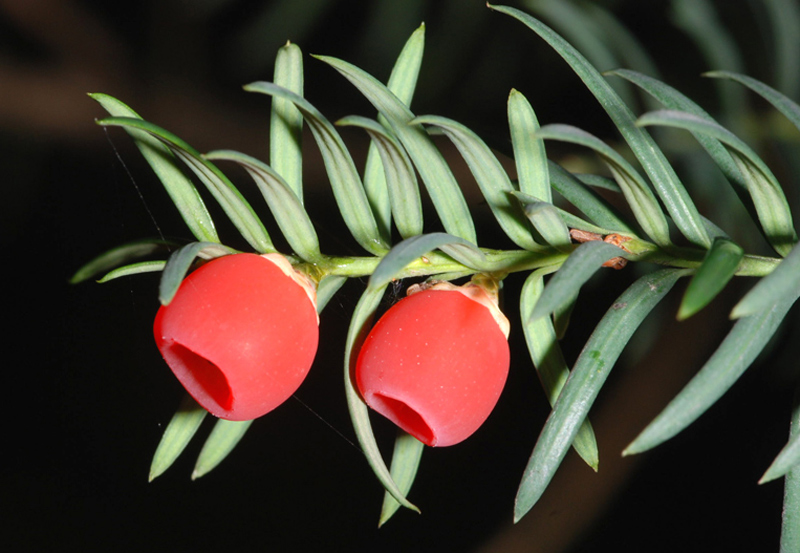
xmin=355 ymin=280 xmax=510 ymax=446
xmin=153 ymin=253 xmax=319 ymax=421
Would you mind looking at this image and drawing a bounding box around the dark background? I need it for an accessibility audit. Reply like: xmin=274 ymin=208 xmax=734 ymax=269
xmin=5 ymin=1 xmax=797 ymax=551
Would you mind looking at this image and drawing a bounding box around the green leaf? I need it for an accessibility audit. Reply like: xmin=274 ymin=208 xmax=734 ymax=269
xmin=576 ymin=173 xmax=622 ymax=193
xmin=98 ymin=261 xmax=167 ymax=282
xmin=700 ymin=216 xmax=732 ymax=242
xmin=783 ymin=466 xmax=800 ymax=552
xmin=379 ymin=430 xmax=425 ymax=526
xmin=205 ymin=150 xmax=322 ymax=262
xmin=369 ymin=233 xmax=486 ymax=290
xmin=192 ymin=419 xmax=253 ymax=479
xmin=70 ymin=239 xmax=174 ymax=284
xmin=522 ymin=0 xmax=636 ymax=106
xmin=490 ymin=4 xmax=711 ymax=248
xmin=624 ymin=292 xmax=800 ymax=456
xmin=546 ymin=209 xmax=617 ymax=238
xmin=580 ymin=2 xmax=661 ymax=81
xmin=637 ymin=109 xmax=798 ymax=256
xmin=362 ymin=23 xmax=425 ymax=241
xmin=548 ymin=162 xmax=636 ymax=234
xmin=779 ymin=384 xmax=800 ymax=552
xmin=535 ymin=123 xmax=671 ymax=247
xmin=313 ymin=54 xmax=477 ymax=243
xmin=337 ymin=115 xmax=423 ymax=239
xmin=530 ymin=240 xmax=628 ymax=321
xmin=159 ymin=242 xmax=235 ymax=305
xmin=732 ymin=241 xmax=800 ymax=318
xmin=89 ymin=94 xmax=219 ymax=244
xmin=411 ymin=115 xmax=542 ymax=251
xmin=761 ymin=419 xmax=800 ymax=484
xmin=149 ymin=394 xmax=207 ymax=481
xmin=513 ymin=192 xmax=571 ymax=251
xmin=244 ymin=81 xmax=389 ymax=255
xmin=344 ymin=284 xmax=419 ymax=513
xmin=553 ymin=292 xmax=576 ymax=340
xmin=705 ymin=70 xmax=800 ymax=134
xmin=97 ymin=116 xmax=273 ymax=253
xmin=677 ymin=237 xmax=744 ymax=320
xmin=520 ymin=270 xmax=599 ymax=470
xmin=610 ymin=68 xmax=762 ymax=231
xmin=515 ymin=268 xmax=685 ymax=522
xmin=518 ymin=189 xmax=630 ymax=242
xmin=270 ymin=42 xmax=304 ymax=200
xmin=508 ymin=89 xmax=550 ymax=202
xmin=437 ymin=242 xmax=492 ymax=273
xmin=412 ymin=114 xmax=540 ymax=250
xmin=383 ymin=23 xmax=425 ymax=107
xmin=316 ymin=275 xmax=347 ymax=314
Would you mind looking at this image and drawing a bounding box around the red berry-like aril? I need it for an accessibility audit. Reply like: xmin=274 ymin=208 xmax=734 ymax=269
xmin=355 ymin=281 xmax=510 ymax=447
xmin=153 ymin=253 xmax=319 ymax=421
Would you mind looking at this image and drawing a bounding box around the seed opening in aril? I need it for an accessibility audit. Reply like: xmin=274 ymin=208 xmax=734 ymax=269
xmin=164 ymin=341 xmax=234 ymax=411
xmin=370 ymin=393 xmax=435 ymax=446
